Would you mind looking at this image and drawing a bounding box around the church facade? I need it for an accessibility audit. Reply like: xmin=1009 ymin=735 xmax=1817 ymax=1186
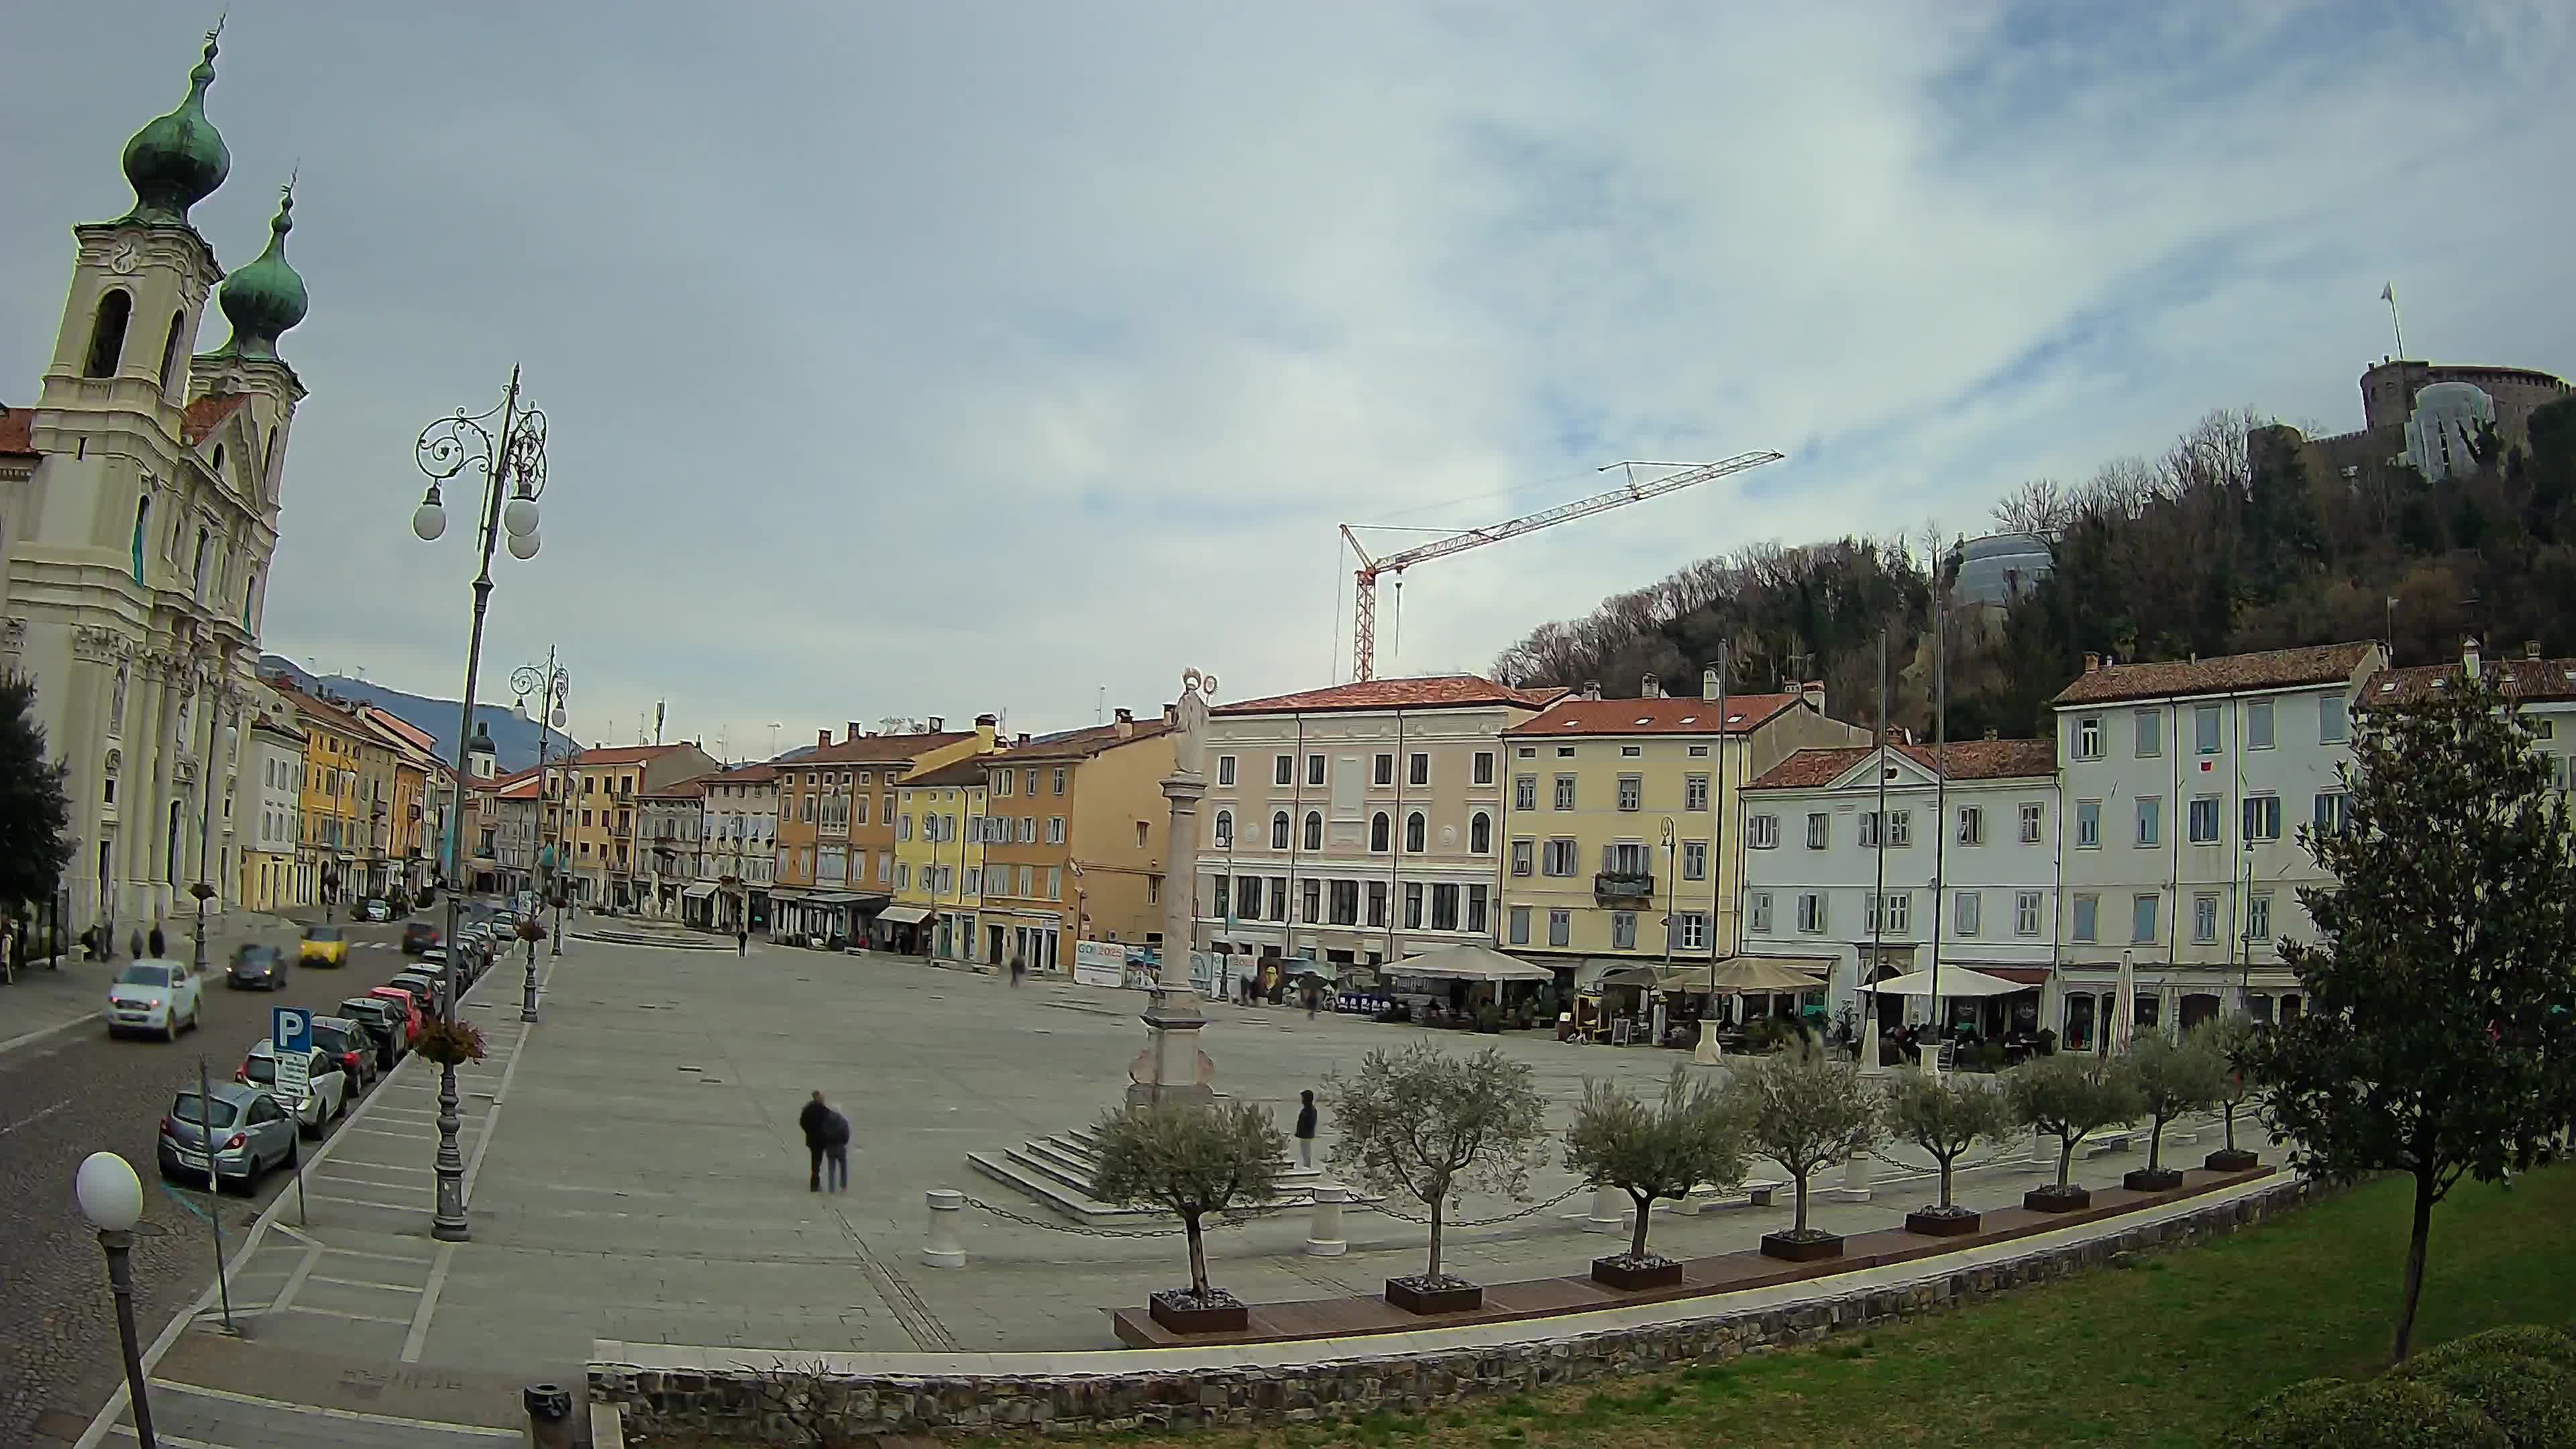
xmin=0 ymin=28 xmax=312 ymax=941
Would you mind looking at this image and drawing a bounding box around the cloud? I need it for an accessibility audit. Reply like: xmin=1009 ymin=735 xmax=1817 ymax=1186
xmin=4 ymin=1 xmax=2571 ymax=756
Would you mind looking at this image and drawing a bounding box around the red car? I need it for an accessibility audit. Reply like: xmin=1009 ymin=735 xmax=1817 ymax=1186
xmin=366 ymin=985 xmax=425 ymax=1045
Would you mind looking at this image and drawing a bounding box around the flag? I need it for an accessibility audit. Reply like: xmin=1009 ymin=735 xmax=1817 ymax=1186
xmin=2381 ymin=283 xmax=2395 ymax=303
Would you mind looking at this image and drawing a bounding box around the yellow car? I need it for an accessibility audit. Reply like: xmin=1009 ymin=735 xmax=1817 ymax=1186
xmin=298 ymin=924 xmax=349 ymax=967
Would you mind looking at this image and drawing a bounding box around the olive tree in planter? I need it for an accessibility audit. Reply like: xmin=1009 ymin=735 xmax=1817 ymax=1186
xmin=2123 ymin=1030 xmax=2228 ymax=1191
xmin=2195 ymin=1016 xmax=2265 ymax=1172
xmin=1884 ymin=1068 xmax=2015 ymax=1236
xmin=1562 ymin=1067 xmax=1750 ymax=1289
xmin=1328 ymin=1042 xmax=1549 ymax=1314
xmin=2007 ymin=1052 xmax=2143 ymax=1212
xmin=1088 ymin=1102 xmax=1286 ymax=1334
xmin=1742 ymin=1042 xmax=1883 ymax=1261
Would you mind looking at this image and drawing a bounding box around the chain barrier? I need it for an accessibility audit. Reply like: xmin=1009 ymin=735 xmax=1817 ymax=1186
xmin=1347 ymin=1183 xmax=1585 ymax=1227
xmin=956 ymin=1195 xmax=1286 ymax=1239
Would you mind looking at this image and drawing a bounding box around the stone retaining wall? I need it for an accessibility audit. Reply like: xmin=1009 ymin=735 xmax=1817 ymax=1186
xmin=594 ymin=1176 xmax=2327 ymax=1442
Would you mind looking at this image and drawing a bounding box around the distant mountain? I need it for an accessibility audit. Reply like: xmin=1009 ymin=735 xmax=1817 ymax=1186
xmin=258 ymin=656 xmax=574 ymax=774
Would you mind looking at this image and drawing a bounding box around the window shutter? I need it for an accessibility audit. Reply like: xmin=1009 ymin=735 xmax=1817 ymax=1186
xmin=1600 ymin=843 xmax=1615 ymax=873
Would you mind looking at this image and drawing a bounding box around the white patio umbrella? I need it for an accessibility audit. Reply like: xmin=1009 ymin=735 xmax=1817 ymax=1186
xmin=1858 ymin=966 xmax=2025 ymax=998
xmin=1386 ymin=942 xmax=1556 ymax=982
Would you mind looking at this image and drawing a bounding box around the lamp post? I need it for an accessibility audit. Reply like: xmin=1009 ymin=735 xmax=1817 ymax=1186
xmin=411 ymin=366 xmax=550 ymax=1242
xmin=191 ymin=713 xmax=241 ymax=976
xmin=76 ymin=1150 xmax=157 ymax=1448
xmin=512 ymin=653 xmax=569 ymax=1021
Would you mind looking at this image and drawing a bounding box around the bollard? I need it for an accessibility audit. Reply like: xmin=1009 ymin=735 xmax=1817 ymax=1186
xmin=1582 ymin=1184 xmax=1625 ymax=1234
xmin=1826 ymin=1150 xmax=1874 ymax=1203
xmin=1303 ymin=1184 xmax=1349 ymax=1256
xmin=523 ymin=1383 xmax=574 ymax=1449
xmin=2025 ymin=1125 xmax=2053 ymax=1175
xmin=922 ymin=1188 xmax=967 ymax=1269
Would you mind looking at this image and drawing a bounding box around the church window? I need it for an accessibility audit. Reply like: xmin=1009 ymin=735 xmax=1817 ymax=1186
xmin=130 ymin=496 xmax=149 ymax=581
xmin=85 ymin=289 xmax=132 ymax=378
xmin=156 ymin=310 xmax=186 ymax=393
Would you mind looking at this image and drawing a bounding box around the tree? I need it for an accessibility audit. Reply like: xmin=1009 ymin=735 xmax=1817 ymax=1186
xmin=1562 ymin=1067 xmax=1751 ymax=1262
xmin=2195 ymin=1016 xmax=2263 ymax=1163
xmin=2008 ymin=1053 xmax=2144 ymax=1193
xmin=1883 ymin=1068 xmax=2013 ymax=1215
xmin=1326 ymin=1044 xmax=1549 ymax=1284
xmin=2127 ymin=1030 xmax=2228 ymax=1178
xmin=2250 ymin=672 xmax=2576 ymax=1363
xmin=1088 ymin=1102 xmax=1285 ymax=1303
xmin=1739 ymin=1043 xmax=1882 ymax=1238
xmin=0 ymin=674 xmax=74 ymax=916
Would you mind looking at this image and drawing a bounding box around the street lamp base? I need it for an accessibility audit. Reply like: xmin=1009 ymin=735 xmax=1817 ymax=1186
xmin=431 ymin=1218 xmax=472 ymax=1242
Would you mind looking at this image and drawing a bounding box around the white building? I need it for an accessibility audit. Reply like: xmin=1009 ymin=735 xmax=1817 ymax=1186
xmin=700 ymin=762 xmax=777 ymax=934
xmin=638 ymin=778 xmax=706 ymax=919
xmin=239 ymin=715 xmax=304 ymax=911
xmin=2050 ymin=641 xmax=2384 ymax=1046
xmin=2369 ymin=637 xmax=2576 ymax=791
xmin=1740 ymin=738 xmax=2060 ymax=1040
xmin=1 ymin=32 xmax=310 ymax=941
xmin=1191 ymin=676 xmax=1558 ymax=979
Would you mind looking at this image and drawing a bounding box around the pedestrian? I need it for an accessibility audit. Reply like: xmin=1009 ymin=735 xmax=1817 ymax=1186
xmin=80 ymin=924 xmax=99 ymax=962
xmin=737 ymin=927 xmax=749 ymax=957
xmin=798 ymin=1090 xmax=835 ymax=1192
xmin=1294 ymin=1089 xmax=1319 ymax=1170
xmin=822 ymin=1104 xmax=851 ymax=1193
xmin=129 ymin=926 xmax=144 ymax=960
xmin=1303 ymin=980 xmax=1320 ymax=1019
xmin=1010 ymin=953 xmax=1026 ymax=987
xmin=148 ymin=922 xmax=166 ymax=958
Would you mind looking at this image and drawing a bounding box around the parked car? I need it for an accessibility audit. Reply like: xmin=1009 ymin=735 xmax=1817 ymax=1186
xmin=361 ymin=897 xmax=394 ymax=922
xmin=366 ymin=985 xmax=426 ymax=1045
xmin=298 ymin=924 xmax=349 ymax=968
xmin=388 ymin=970 xmax=447 ymax=1017
xmin=226 ymin=943 xmax=288 ymax=991
xmin=238 ymin=1041 xmax=350 ymax=1136
xmin=158 ymin=1083 xmax=297 ymax=1192
xmin=401 ymin=922 xmax=441 ymax=956
xmin=104 ymin=959 xmax=203 ymax=1040
xmin=309 ymin=1016 xmax=379 ymax=1091
xmin=337 ymin=996 xmax=409 ymax=1069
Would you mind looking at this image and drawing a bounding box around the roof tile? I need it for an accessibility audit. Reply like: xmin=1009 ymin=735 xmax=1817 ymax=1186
xmin=775 ymin=731 xmax=974 ymax=767
xmin=1215 ymin=674 xmax=1562 ymax=716
xmin=0 ymin=405 xmax=34 ymax=458
xmin=1748 ymin=738 xmax=2056 ymax=791
xmin=2368 ymin=655 xmax=2576 ymax=706
xmin=1505 ymin=694 xmax=1805 ymax=737
xmin=2050 ymin=642 xmax=2378 ymax=706
xmin=181 ymin=393 xmax=250 ymax=446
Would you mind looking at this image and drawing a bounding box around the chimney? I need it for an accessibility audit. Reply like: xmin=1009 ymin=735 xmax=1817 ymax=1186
xmin=816 ymin=729 xmax=830 ymax=749
xmin=1801 ymin=680 xmax=1825 ymax=713
xmin=1641 ymin=672 xmax=1661 ymax=698
xmin=2083 ymin=651 xmax=2101 ymax=674
xmin=2526 ymin=640 xmax=2542 ymax=661
xmin=2463 ymin=635 xmax=2482 ymax=678
xmin=1701 ymin=667 xmax=1720 ymax=702
xmin=1114 ymin=706 xmax=1135 ymax=739
xmin=1582 ymin=680 xmax=1602 ymax=701
xmin=847 ymin=721 xmax=862 ymax=742
xmin=1016 ymin=733 xmax=1030 ymax=747
xmin=975 ymin=713 xmax=998 ymax=750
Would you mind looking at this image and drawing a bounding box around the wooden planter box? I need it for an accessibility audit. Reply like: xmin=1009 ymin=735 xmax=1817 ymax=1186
xmin=1759 ymin=1231 xmax=1844 ymax=1263
xmin=1383 ymin=1277 xmax=1483 ymax=1314
xmin=1904 ymin=1208 xmax=1982 ymax=1237
xmin=1590 ymin=1255 xmax=1685 ymax=1291
xmin=1146 ymin=1290 xmax=1248 ymax=1335
xmin=2204 ymin=1148 xmax=2260 ymax=1173
xmin=2123 ymin=1167 xmax=2185 ymax=1193
xmin=2023 ymin=1183 xmax=2092 ymax=1213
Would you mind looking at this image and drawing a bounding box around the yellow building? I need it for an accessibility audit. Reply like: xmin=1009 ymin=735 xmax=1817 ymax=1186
xmin=1497 ymin=677 xmax=1864 ymax=982
xmin=272 ymin=682 xmax=368 ymax=906
xmin=564 ymin=743 xmax=718 ymax=911
xmin=977 ymin=710 xmax=1174 ymax=974
xmin=888 ymin=755 xmax=989 ymax=961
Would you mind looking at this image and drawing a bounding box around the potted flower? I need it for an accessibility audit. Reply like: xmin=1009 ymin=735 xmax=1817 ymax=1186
xmin=415 ymin=1018 xmax=486 ymax=1068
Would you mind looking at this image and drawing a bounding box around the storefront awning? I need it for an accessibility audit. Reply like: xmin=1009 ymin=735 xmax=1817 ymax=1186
xmin=810 ymin=892 xmax=880 ymax=907
xmin=680 ymin=881 xmax=718 ymax=901
xmin=877 ymin=905 xmax=932 ymax=925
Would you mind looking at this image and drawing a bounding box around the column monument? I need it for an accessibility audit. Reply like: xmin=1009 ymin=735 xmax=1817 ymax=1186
xmin=1128 ymin=668 xmax=1218 ymax=1108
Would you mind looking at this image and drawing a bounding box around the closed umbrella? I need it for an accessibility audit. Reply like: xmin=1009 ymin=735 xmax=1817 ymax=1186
xmin=2112 ymin=951 xmax=2136 ymax=1055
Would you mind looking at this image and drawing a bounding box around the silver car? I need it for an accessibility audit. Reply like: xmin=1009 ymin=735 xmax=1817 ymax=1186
xmin=157 ymin=1083 xmax=297 ymax=1193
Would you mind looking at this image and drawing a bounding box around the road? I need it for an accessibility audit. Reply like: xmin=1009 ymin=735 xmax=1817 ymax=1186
xmin=0 ymin=910 xmax=460 ymax=1446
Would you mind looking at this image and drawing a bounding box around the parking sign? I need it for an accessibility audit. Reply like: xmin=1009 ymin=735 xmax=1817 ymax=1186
xmin=272 ymin=1006 xmax=312 ymax=1102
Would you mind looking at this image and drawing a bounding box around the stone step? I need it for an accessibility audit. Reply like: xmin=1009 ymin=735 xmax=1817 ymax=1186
xmin=965 ymin=1151 xmax=1162 ymax=1223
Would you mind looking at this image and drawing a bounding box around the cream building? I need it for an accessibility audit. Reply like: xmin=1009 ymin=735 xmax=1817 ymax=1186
xmin=698 ymin=762 xmax=777 ymax=933
xmin=0 ymin=30 xmax=311 ymax=941
xmin=239 ymin=714 xmax=305 ymax=911
xmin=1191 ymin=675 xmax=1559 ymax=981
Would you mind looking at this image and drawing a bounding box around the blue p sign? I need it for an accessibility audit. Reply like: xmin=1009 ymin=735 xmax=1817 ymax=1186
xmin=272 ymin=1006 xmax=311 ymax=1057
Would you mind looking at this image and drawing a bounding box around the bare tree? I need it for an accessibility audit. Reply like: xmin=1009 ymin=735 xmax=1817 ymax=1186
xmin=1992 ymin=477 xmax=2072 ymax=541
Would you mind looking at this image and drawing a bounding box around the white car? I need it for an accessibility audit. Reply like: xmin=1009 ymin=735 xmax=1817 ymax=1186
xmin=239 ymin=1040 xmax=350 ymax=1136
xmin=105 ymin=959 xmax=203 ymax=1040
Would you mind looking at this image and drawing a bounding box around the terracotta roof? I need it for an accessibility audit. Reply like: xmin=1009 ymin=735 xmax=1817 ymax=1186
xmin=991 ymin=719 xmax=1172 ymax=762
xmin=570 ymin=743 xmax=695 ymax=766
xmin=902 ymin=757 xmax=993 ymax=789
xmin=2369 ymin=655 xmax=2576 ymax=706
xmin=1748 ymin=738 xmax=2057 ymax=791
xmin=1214 ymin=675 xmax=1563 ymax=716
xmin=181 ymin=393 xmax=250 ymax=446
xmin=2050 ymin=642 xmax=2378 ymax=706
xmin=641 ymin=777 xmax=707 ymax=799
xmin=1505 ymin=694 xmax=1805 ymax=737
xmin=0 ymin=406 xmax=34 ymax=457
xmin=265 ymin=678 xmax=370 ymax=739
xmin=781 ymin=731 xmax=974 ymax=767
xmin=249 ymin=716 xmax=307 ymax=745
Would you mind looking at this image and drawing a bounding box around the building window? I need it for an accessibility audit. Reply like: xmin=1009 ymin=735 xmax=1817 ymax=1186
xmin=1609 ymin=910 xmax=1636 ymax=949
xmin=1955 ymin=890 xmax=1981 ymax=936
xmin=1307 ymin=753 xmax=1326 ymax=787
xmin=1748 ymin=892 xmax=1773 ymax=933
xmin=1367 ymin=879 xmax=1388 ymax=927
xmin=2245 ymin=700 xmax=2275 ymax=750
xmin=2193 ymin=892 xmax=2219 ymax=944
xmin=2313 ymin=791 xmax=2347 ymax=836
xmin=1866 ymin=891 xmax=1910 ymax=935
xmin=1679 ymin=773 xmax=1709 ymax=811
xmin=1329 ymin=879 xmax=1360 ymax=925
xmin=2014 ymin=890 xmax=2042 ymax=936
xmin=2075 ymin=715 xmax=2102 ymax=760
xmin=1404 ymin=812 xmax=1425 ymax=852
xmin=1271 ymin=811 xmax=1290 ymax=849
xmin=1472 ymin=751 xmax=1495 ymax=786
xmin=1956 ymin=806 xmax=1983 ymax=845
xmin=1508 ymin=905 xmax=1531 ymax=945
xmin=1556 ymin=745 xmax=1574 ymax=758
xmin=1547 ymin=908 xmax=1570 ymax=947
xmin=1681 ymin=840 xmax=1707 ymax=880
xmin=2320 ymin=695 xmax=2349 ymax=744
xmin=1274 ymin=754 xmax=1293 ymax=786
xmin=1371 ymin=812 xmax=1390 ymax=851
xmin=1511 ymin=839 xmax=1534 ymax=876
xmin=1402 ymin=881 xmax=1421 ymax=928
xmin=1621 ymin=744 xmax=1642 ymax=757
xmin=2072 ymin=894 xmax=2099 ymax=943
xmin=1747 ymin=814 xmax=1778 ymax=849
xmin=1303 ymin=810 xmax=1324 ymax=851
xmin=1469 ymin=812 xmax=1492 ymax=853
xmin=1305 ymin=878 xmax=1324 ymax=922
xmin=1216 ymin=755 xmax=1236 ymax=786
xmin=1513 ymin=775 xmax=1537 ymax=810
xmin=1796 ymin=892 xmax=1826 ymax=933
xmin=2135 ymin=709 xmax=2162 ymax=758
xmin=2246 ymin=891 xmax=2274 ymax=943
xmin=85 ymin=288 xmax=132 ymax=378
xmin=1610 ymin=774 xmax=1640 ymax=812
xmin=2135 ymin=796 xmax=2161 ymax=847
xmin=1238 ymin=876 xmax=1264 ymax=918
xmin=1047 ymin=816 xmax=1065 ymax=845
xmin=996 ymin=771 xmax=1012 ymax=797
xmin=2195 ymin=704 xmax=2221 ymax=755
xmin=1373 ymin=753 xmax=1394 ymax=786
xmin=2132 ymin=893 xmax=2159 ymax=944
xmin=2189 ymin=796 xmax=2221 ymax=844
xmin=1432 ymin=883 xmax=1459 ymax=930
xmin=1542 ymin=838 xmax=1578 ymax=875
xmin=1805 ymin=812 xmax=1829 ymax=849
xmin=1552 ymin=774 xmax=1576 ymax=810
xmin=1214 ymin=810 xmax=1232 ymax=847
xmin=2075 ymin=799 xmax=2100 ymax=849
xmin=2242 ymin=794 xmax=2283 ymax=841
xmin=1408 ymin=752 xmax=1430 ymax=787
xmin=2019 ymin=801 xmax=2044 ymax=843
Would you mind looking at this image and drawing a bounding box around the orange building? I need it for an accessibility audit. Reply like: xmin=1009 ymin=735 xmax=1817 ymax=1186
xmin=975 ymin=708 xmax=1174 ymax=975
xmin=769 ymin=716 xmax=997 ymax=945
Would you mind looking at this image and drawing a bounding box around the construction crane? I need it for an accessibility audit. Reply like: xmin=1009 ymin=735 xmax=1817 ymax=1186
xmin=1339 ymin=451 xmax=1785 ymax=681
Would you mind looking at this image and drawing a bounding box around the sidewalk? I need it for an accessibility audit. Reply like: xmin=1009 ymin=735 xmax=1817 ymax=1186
xmin=1 ymin=909 xmax=306 ymax=1057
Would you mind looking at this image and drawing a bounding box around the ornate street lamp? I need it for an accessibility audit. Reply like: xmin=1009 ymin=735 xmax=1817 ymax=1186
xmin=511 ymin=651 xmax=570 ymax=1019
xmin=409 ymin=368 xmax=549 ymax=1242
xmin=76 ymin=1151 xmax=156 ymax=1448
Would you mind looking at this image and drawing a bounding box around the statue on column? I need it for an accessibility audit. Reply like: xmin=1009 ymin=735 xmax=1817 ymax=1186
xmin=1171 ymin=668 xmax=1217 ymax=777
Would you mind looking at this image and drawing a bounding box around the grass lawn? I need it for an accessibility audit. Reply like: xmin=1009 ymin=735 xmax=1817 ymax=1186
xmin=973 ymin=1165 xmax=2576 ymax=1449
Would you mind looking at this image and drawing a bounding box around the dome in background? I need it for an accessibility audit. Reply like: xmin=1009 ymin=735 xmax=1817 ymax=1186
xmin=1949 ymin=533 xmax=2052 ymax=608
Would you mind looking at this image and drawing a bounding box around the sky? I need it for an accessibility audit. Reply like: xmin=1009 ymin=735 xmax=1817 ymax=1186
xmin=7 ymin=1 xmax=2574 ymax=759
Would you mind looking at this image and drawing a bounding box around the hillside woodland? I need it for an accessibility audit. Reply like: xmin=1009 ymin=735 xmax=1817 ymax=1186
xmin=1490 ymin=396 xmax=2576 ymax=740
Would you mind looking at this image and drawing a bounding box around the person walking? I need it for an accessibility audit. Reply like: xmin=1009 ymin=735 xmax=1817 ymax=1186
xmin=737 ymin=927 xmax=749 ymax=957
xmin=1294 ymin=1089 xmax=1319 ymax=1170
xmin=798 ymin=1090 xmax=835 ymax=1192
xmin=1009 ymin=953 xmax=1026 ymax=988
xmin=821 ymin=1103 xmax=851 ymax=1193
xmin=148 ymin=922 xmax=166 ymax=958
xmin=129 ymin=926 xmax=144 ymax=960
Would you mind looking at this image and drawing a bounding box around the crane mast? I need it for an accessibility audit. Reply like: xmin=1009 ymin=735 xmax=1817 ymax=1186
xmin=1342 ymin=450 xmax=1784 ymax=681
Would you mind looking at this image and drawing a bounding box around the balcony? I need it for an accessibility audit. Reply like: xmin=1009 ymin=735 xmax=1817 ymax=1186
xmin=1593 ymin=871 xmax=1655 ymax=904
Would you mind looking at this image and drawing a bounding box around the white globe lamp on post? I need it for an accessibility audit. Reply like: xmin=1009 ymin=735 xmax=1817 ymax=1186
xmin=76 ymin=1151 xmax=157 ymax=1448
